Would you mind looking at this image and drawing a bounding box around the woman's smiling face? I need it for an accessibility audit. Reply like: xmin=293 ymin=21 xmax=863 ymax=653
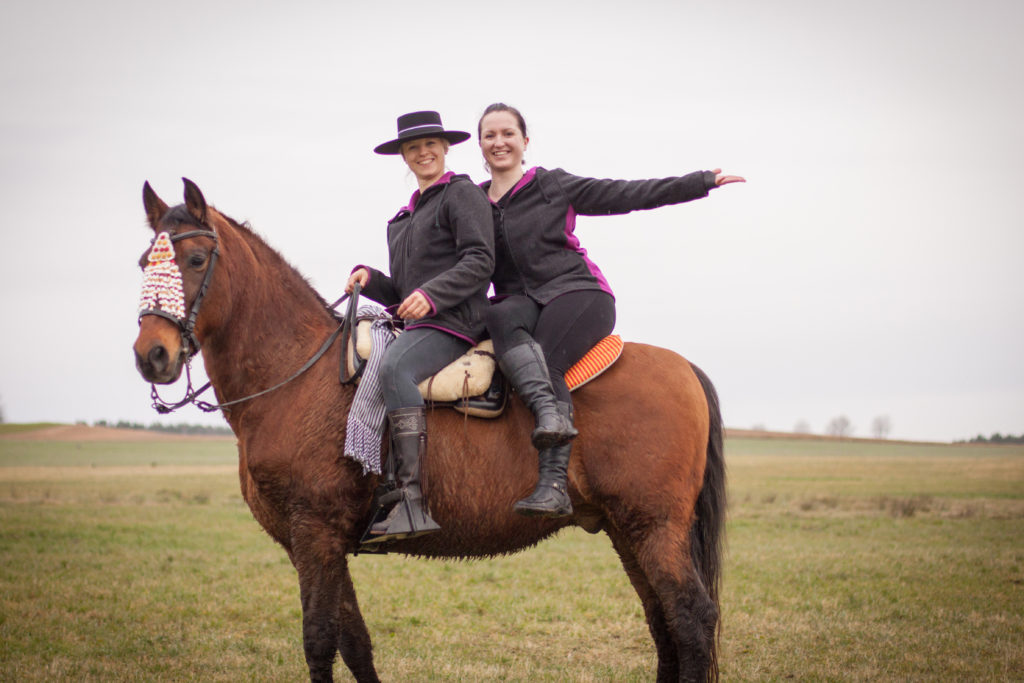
xmin=401 ymin=137 xmax=448 ymax=185
xmin=479 ymin=110 xmax=528 ymax=173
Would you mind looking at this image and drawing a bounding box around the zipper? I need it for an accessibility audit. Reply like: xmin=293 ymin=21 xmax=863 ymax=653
xmin=494 ymin=203 xmax=531 ymax=296
xmin=399 ymin=181 xmax=447 ymax=295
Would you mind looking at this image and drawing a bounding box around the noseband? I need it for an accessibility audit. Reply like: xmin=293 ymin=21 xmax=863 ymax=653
xmin=138 ymin=228 xmax=219 ymax=358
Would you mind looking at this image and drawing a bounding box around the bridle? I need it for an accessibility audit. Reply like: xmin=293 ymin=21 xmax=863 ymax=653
xmin=139 ymin=224 xmax=351 ymax=415
xmin=138 ymin=227 xmax=220 ymax=359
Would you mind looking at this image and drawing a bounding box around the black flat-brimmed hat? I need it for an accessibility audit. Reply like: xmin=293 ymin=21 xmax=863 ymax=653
xmin=374 ymin=110 xmax=471 ymax=155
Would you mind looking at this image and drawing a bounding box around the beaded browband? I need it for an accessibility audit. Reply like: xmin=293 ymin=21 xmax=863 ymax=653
xmin=137 ymin=228 xmax=219 ymax=357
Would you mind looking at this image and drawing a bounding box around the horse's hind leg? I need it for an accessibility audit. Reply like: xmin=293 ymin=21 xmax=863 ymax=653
xmin=611 ymin=525 xmax=717 ymax=682
xmin=607 ymin=530 xmax=679 ymax=681
xmin=649 ymin=529 xmax=717 ymax=681
xmin=295 ymin=550 xmax=379 ymax=683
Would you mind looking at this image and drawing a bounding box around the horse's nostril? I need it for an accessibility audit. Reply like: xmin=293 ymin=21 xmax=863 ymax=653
xmin=148 ymin=345 xmax=168 ymax=370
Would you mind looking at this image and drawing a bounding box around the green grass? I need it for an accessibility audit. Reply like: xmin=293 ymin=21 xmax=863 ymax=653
xmin=1 ymin=434 xmax=1021 ymax=681
xmin=0 ymin=423 xmax=63 ymax=435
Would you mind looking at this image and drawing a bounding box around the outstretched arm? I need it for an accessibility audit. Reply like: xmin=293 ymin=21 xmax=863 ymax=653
xmin=554 ymin=167 xmax=738 ymax=216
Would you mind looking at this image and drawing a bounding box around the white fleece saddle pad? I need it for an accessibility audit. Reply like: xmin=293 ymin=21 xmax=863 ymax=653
xmin=350 ymin=320 xmax=496 ymax=402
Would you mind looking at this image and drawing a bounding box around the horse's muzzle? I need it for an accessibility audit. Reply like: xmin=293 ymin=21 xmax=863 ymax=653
xmin=134 ymin=336 xmax=186 ymax=384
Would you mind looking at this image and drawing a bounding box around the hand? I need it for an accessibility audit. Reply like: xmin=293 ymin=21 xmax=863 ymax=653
xmin=712 ymin=168 xmax=746 ymax=186
xmin=397 ymin=290 xmax=431 ymax=320
xmin=346 ymin=268 xmax=369 ymax=294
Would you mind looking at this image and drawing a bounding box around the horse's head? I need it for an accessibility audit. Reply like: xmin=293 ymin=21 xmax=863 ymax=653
xmin=133 ymin=178 xmax=221 ymax=384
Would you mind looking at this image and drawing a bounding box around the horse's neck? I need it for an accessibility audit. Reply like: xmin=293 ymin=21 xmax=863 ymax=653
xmin=199 ymin=224 xmax=341 ymax=415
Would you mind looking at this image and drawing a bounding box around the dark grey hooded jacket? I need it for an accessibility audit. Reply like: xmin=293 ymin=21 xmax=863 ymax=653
xmin=482 ymin=167 xmax=716 ymax=304
xmin=361 ymin=172 xmax=494 ymax=343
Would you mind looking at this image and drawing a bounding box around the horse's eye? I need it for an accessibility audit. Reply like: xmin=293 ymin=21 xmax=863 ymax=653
xmin=188 ymin=254 xmax=206 ymax=269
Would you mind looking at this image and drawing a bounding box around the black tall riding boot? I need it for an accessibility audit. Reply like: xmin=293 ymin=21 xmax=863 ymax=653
xmin=514 ymin=399 xmax=574 ymax=518
xmin=513 ymin=440 xmax=574 ymax=518
xmin=499 ymin=341 xmax=578 ymax=450
xmin=363 ymin=406 xmax=441 ymax=544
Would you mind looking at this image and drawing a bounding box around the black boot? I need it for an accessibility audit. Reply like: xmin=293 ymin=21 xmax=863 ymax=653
xmin=363 ymin=406 xmax=441 ymax=544
xmin=499 ymin=341 xmax=578 ymax=450
xmin=513 ymin=439 xmax=574 ymax=518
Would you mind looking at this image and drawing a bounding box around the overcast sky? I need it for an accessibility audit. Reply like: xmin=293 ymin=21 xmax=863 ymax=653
xmin=1 ymin=0 xmax=1021 ymax=442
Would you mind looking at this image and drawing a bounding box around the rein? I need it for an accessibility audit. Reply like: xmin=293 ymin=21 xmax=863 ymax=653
xmin=151 ymin=314 xmax=347 ymax=414
xmin=150 ymin=291 xmax=352 ymax=415
xmin=144 ymin=225 xmax=352 ymax=415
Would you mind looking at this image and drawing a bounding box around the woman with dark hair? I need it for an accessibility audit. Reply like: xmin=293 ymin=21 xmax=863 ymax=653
xmin=477 ymin=102 xmax=744 ymax=518
xmin=347 ymin=111 xmax=494 ymax=543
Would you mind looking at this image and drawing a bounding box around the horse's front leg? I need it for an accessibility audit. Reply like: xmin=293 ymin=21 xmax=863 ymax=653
xmin=333 ymin=557 xmax=379 ymax=682
xmin=296 ymin=549 xmax=379 ymax=683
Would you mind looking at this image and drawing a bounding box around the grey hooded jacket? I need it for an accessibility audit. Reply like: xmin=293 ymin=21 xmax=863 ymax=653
xmin=361 ymin=172 xmax=495 ymax=342
xmin=482 ymin=167 xmax=716 ymax=304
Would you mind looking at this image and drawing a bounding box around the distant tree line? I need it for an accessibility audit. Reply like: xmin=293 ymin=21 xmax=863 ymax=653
xmin=792 ymin=414 xmax=894 ymax=439
xmin=92 ymin=419 xmax=232 ymax=436
xmin=957 ymin=432 xmax=1024 ymax=445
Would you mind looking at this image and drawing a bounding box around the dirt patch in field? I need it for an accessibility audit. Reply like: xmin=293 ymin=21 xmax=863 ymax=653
xmin=0 ymin=464 xmax=238 ymax=482
xmin=0 ymin=424 xmax=234 ymax=443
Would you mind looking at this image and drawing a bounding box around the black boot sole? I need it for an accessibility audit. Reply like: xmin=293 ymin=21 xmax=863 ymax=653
xmin=512 ymin=502 xmax=573 ymax=518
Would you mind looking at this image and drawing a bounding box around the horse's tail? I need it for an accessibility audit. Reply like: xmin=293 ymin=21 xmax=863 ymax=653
xmin=689 ymin=362 xmax=726 ymax=682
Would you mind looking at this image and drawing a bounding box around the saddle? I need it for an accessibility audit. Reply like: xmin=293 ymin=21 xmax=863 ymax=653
xmin=343 ymin=315 xmax=624 ymax=418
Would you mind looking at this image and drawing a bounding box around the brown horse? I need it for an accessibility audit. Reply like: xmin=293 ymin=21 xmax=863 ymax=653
xmin=132 ymin=179 xmax=726 ymax=683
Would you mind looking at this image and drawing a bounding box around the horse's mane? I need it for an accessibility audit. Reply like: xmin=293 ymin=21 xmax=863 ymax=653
xmin=220 ymin=210 xmax=334 ymax=312
xmin=163 ymin=203 xmax=335 ymax=315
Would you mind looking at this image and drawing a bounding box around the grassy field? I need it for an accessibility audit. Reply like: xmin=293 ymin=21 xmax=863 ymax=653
xmin=1 ymin=430 xmax=1022 ymax=681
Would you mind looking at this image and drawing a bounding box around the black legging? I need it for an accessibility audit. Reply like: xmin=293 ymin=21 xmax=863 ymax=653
xmin=485 ymin=290 xmax=616 ymax=404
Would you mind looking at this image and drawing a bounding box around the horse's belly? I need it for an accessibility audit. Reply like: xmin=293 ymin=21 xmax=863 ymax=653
xmin=386 ymin=516 xmax=570 ymax=559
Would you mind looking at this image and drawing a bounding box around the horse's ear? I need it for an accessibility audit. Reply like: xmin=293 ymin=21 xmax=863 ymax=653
xmin=142 ymin=181 xmax=168 ymax=231
xmin=182 ymin=177 xmax=207 ymax=224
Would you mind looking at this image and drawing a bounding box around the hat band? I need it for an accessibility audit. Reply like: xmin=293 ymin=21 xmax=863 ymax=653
xmin=399 ymin=123 xmax=443 ymax=137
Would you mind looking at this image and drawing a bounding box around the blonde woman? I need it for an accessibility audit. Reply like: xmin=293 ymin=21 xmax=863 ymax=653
xmin=348 ymin=111 xmax=494 ymax=542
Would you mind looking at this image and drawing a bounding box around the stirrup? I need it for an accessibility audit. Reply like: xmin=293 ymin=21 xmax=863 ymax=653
xmin=358 ymin=488 xmax=402 ymax=543
xmin=361 ymin=495 xmax=440 ymax=545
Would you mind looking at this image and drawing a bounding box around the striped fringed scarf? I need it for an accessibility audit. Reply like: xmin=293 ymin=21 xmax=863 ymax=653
xmin=343 ymin=305 xmax=395 ymax=474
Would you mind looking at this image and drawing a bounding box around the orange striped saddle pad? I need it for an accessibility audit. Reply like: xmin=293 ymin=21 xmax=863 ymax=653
xmin=566 ymin=334 xmax=624 ymax=391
